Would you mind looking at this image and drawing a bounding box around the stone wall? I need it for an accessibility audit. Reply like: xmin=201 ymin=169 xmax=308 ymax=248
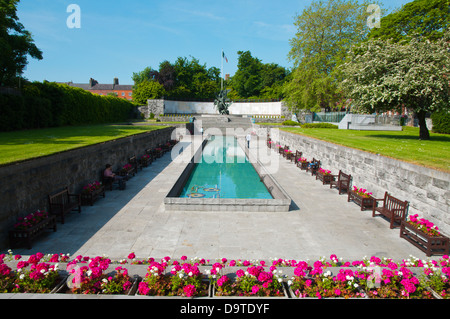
xmin=143 ymin=99 xmax=288 ymax=117
xmin=259 ymin=127 xmax=450 ymax=236
xmin=0 ymin=127 xmax=176 ymax=249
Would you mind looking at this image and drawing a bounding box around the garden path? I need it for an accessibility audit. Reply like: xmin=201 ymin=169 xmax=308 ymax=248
xmin=9 ymin=134 xmax=430 ymax=262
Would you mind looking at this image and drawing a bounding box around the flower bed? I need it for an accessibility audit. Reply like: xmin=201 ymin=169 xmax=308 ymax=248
xmin=348 ymin=186 xmax=375 ymax=211
xmin=400 ymin=215 xmax=450 ymax=257
xmin=209 ymin=263 xmax=287 ymax=298
xmin=138 ymin=258 xmax=210 ymax=298
xmin=59 ymin=256 xmax=135 ymax=295
xmin=0 ymin=252 xmax=65 ymax=293
xmin=357 ymin=265 xmax=434 ymax=299
xmin=422 ymin=258 xmax=450 ymax=299
xmin=297 ymin=158 xmax=309 ymax=170
xmin=80 ymin=181 xmax=105 ymax=206
xmin=288 ymin=258 xmax=366 ymax=298
xmin=9 ymin=211 xmax=57 ymax=249
xmin=316 ymin=168 xmax=335 ymax=185
xmin=2 ymin=253 xmax=450 ymax=299
xmin=140 ymin=154 xmax=151 ymax=167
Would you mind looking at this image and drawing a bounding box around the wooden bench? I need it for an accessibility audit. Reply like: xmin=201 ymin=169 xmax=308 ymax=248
xmin=330 ymin=170 xmax=352 ymax=194
xmin=372 ymin=192 xmax=409 ymax=229
xmin=293 ymin=151 xmax=302 ymax=163
xmin=129 ymin=155 xmax=141 ymax=173
xmin=48 ymin=187 xmax=81 ymax=224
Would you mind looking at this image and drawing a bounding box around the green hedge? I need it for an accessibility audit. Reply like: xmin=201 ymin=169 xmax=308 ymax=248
xmin=301 ymin=123 xmax=338 ymax=129
xmin=282 ymin=120 xmax=301 ymax=126
xmin=431 ymin=111 xmax=450 ymax=134
xmin=0 ymin=82 xmax=135 ymax=131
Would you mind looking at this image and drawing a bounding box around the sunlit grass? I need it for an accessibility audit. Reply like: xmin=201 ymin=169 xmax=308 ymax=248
xmin=280 ymin=126 xmax=450 ymax=172
xmin=0 ymin=124 xmax=168 ymax=166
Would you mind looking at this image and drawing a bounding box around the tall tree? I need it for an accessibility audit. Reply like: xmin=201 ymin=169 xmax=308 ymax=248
xmin=230 ymin=51 xmax=289 ymax=99
xmin=339 ymin=32 xmax=450 ymax=140
xmin=231 ymin=50 xmax=263 ymax=98
xmin=0 ymin=0 xmax=43 ymax=86
xmin=283 ymin=0 xmax=375 ymax=112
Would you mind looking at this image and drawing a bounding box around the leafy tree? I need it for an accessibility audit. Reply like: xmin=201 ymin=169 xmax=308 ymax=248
xmin=132 ymin=67 xmax=157 ymax=86
xmin=283 ymin=0 xmax=375 ymax=112
xmin=339 ymin=32 xmax=450 ymax=140
xmin=231 ymin=50 xmax=263 ymax=98
xmin=229 ymin=51 xmax=289 ymax=99
xmin=367 ymin=0 xmax=449 ymax=43
xmin=0 ymin=0 xmax=43 ymax=86
xmin=132 ymin=80 xmax=166 ymax=105
xmin=172 ymin=56 xmax=220 ymax=99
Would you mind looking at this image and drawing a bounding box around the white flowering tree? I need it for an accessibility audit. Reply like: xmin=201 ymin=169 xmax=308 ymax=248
xmin=339 ymin=32 xmax=450 ymax=140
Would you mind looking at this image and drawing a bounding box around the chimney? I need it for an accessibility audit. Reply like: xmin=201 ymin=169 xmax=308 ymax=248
xmin=89 ymin=78 xmax=97 ymax=88
xmin=113 ymin=78 xmax=119 ymax=85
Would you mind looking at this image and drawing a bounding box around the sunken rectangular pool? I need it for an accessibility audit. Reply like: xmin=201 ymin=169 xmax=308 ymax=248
xmin=164 ymin=135 xmax=291 ymax=212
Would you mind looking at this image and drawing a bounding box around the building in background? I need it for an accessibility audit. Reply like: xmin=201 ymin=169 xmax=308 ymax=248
xmin=62 ymin=78 xmax=133 ymax=100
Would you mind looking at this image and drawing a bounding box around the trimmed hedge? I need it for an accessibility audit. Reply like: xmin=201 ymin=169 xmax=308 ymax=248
xmin=431 ymin=111 xmax=450 ymax=134
xmin=282 ymin=120 xmax=301 ymax=126
xmin=301 ymin=123 xmax=338 ymax=129
xmin=0 ymin=82 xmax=135 ymax=131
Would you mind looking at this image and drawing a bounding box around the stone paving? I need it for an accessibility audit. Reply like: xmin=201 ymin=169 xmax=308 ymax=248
xmin=8 ymin=134 xmax=432 ymax=262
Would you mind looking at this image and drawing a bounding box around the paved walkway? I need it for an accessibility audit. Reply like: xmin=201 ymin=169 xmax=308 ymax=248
xmin=6 ymin=135 xmax=431 ymax=262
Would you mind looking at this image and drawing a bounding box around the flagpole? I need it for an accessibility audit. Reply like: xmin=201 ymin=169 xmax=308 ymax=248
xmin=221 ymin=49 xmax=224 ymax=91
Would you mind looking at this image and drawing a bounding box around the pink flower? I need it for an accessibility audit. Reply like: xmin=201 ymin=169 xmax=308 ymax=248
xmin=181 ymin=256 xmax=187 ymax=261
xmin=128 ymin=252 xmax=136 ymax=260
xmin=334 ymin=289 xmax=341 ymax=296
xmin=217 ymin=275 xmax=229 ymax=287
xmin=251 ymin=285 xmax=260 ymax=295
xmin=183 ymin=284 xmax=196 ymax=297
xmin=236 ymin=269 xmax=245 ymax=278
xmin=138 ymin=282 xmax=150 ymax=295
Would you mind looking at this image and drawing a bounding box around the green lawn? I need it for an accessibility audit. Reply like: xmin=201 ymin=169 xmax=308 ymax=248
xmin=0 ymin=124 xmax=168 ymax=166
xmin=280 ymin=126 xmax=450 ymax=173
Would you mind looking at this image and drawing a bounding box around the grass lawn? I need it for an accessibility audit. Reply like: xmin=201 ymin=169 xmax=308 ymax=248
xmin=280 ymin=126 xmax=450 ymax=173
xmin=0 ymin=124 xmax=169 ymax=166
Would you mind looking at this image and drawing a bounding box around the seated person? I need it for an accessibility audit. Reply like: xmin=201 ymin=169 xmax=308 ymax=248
xmin=104 ymin=164 xmax=125 ymax=187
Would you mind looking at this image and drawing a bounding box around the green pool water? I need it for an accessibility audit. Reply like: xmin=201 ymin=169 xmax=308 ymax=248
xmin=180 ymin=136 xmax=273 ymax=199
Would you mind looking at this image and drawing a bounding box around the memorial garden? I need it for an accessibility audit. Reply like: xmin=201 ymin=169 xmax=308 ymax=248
xmin=0 ymin=0 xmax=449 ymax=303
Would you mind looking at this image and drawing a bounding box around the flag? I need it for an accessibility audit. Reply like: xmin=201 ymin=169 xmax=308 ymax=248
xmin=222 ymin=51 xmax=228 ymax=63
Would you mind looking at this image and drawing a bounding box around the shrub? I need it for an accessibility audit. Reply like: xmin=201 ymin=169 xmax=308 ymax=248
xmin=301 ymin=123 xmax=338 ymax=129
xmin=282 ymin=120 xmax=300 ymax=126
xmin=0 ymin=81 xmax=135 ymax=131
xmin=431 ymin=111 xmax=450 ymax=134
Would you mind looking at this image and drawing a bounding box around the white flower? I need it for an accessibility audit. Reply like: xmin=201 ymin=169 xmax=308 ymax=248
xmin=178 ymin=273 xmax=183 ymax=278
xmin=288 ymin=280 xmax=293 ymax=286
xmin=188 ymin=272 xmax=193 ymax=277
xmin=19 ymin=274 xmax=25 ymax=280
xmin=102 ymin=278 xmax=108 ymax=283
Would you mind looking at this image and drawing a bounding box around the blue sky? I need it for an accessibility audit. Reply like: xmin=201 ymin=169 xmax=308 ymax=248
xmin=17 ymin=0 xmax=413 ymax=85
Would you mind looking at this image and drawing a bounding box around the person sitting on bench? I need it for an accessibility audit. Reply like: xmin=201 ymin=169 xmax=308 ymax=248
xmin=104 ymin=164 xmax=126 ymax=189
